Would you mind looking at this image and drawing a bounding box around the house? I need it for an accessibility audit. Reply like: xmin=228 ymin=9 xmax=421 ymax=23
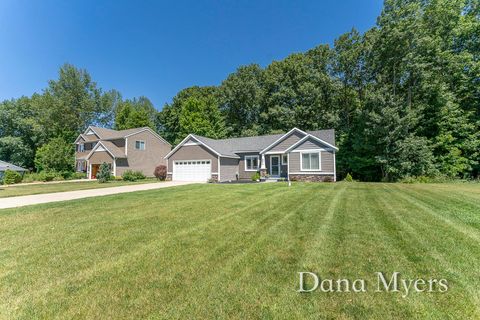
xmin=0 ymin=160 xmax=28 ymax=180
xmin=74 ymin=126 xmax=171 ymax=179
xmin=164 ymin=128 xmax=337 ymax=182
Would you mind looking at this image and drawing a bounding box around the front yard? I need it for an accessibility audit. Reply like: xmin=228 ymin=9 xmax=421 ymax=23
xmin=0 ymin=182 xmax=479 ymax=319
xmin=0 ymin=178 xmax=159 ymax=198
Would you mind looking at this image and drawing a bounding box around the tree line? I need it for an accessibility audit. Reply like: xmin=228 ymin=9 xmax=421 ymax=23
xmin=1 ymin=0 xmax=478 ymax=181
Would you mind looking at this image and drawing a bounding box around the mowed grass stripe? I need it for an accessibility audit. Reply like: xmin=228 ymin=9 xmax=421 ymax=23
xmin=377 ymin=184 xmax=480 ymax=317
xmin=0 ymin=182 xmax=479 ymax=319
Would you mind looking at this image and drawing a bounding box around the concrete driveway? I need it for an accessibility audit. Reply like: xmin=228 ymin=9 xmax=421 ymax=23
xmin=0 ymin=181 xmax=197 ymax=210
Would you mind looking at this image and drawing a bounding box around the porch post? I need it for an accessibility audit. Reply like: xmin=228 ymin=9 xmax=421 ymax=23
xmin=260 ymin=154 xmax=267 ymax=177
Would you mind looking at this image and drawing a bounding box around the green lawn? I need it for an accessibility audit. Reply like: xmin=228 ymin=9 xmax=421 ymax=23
xmin=0 ymin=178 xmax=160 ymax=198
xmin=0 ymin=182 xmax=479 ymax=319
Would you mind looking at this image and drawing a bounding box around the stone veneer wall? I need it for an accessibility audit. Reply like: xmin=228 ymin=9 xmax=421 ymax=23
xmin=289 ymin=174 xmax=334 ymax=182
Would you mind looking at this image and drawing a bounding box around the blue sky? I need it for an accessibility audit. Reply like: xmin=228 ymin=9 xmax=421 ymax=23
xmin=0 ymin=0 xmax=383 ymax=109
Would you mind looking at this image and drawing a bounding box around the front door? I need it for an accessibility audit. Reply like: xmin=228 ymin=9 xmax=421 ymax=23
xmin=270 ymin=155 xmax=280 ymax=177
xmin=91 ymin=164 xmax=99 ymax=179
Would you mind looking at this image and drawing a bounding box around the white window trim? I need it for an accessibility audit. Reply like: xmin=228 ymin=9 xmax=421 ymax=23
xmin=135 ymin=140 xmax=146 ymax=150
xmin=282 ymin=154 xmax=288 ymax=165
xmin=300 ymin=151 xmax=322 ymax=171
xmin=244 ymin=155 xmax=259 ymax=171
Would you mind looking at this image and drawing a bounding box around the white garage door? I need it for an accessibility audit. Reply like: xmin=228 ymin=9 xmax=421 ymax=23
xmin=173 ymin=160 xmax=211 ymax=182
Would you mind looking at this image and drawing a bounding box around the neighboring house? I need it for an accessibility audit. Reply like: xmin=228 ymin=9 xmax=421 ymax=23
xmin=74 ymin=126 xmax=171 ymax=179
xmin=0 ymin=160 xmax=28 ymax=180
xmin=164 ymin=128 xmax=338 ymax=182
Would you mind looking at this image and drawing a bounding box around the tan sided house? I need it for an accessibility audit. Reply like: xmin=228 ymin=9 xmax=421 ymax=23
xmin=74 ymin=126 xmax=171 ymax=179
xmin=164 ymin=128 xmax=337 ymax=182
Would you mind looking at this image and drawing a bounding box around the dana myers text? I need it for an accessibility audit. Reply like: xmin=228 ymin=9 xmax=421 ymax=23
xmin=297 ymin=272 xmax=448 ymax=298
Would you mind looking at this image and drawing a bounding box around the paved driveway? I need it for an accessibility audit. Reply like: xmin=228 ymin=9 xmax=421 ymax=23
xmin=0 ymin=181 xmax=197 ymax=209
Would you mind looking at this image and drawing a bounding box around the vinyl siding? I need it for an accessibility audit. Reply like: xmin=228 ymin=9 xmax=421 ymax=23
xmin=167 ymin=145 xmax=218 ymax=173
xmin=123 ymin=131 xmax=171 ymax=177
xmin=292 ymin=137 xmax=332 ymax=150
xmin=219 ymin=157 xmax=239 ymax=182
xmin=238 ymin=152 xmax=261 ymax=180
xmin=89 ymin=151 xmax=113 ymax=164
xmin=268 ymin=131 xmax=304 ymax=152
xmin=289 ymin=150 xmax=335 ymax=173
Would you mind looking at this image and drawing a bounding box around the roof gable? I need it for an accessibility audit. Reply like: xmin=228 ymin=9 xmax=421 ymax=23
xmin=259 ymin=128 xmax=308 ymax=154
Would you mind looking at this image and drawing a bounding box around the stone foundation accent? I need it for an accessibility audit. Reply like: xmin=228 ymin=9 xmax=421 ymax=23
xmin=289 ymin=174 xmax=335 ymax=182
xmin=211 ymin=174 xmax=218 ymax=182
xmin=260 ymin=168 xmax=267 ymax=177
xmin=166 ymin=173 xmax=172 ymax=181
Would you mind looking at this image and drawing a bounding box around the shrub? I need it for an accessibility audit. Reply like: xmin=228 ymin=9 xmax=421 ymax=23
xmin=154 ymin=165 xmax=167 ymax=181
xmin=96 ymin=162 xmax=112 ymax=183
xmin=3 ymin=169 xmax=22 ymax=184
xmin=251 ymin=172 xmax=260 ymax=181
xmin=122 ymin=170 xmax=146 ymax=182
xmin=344 ymin=173 xmax=354 ymax=182
xmin=72 ymin=172 xmax=87 ymax=180
xmin=38 ymin=171 xmax=57 ymax=182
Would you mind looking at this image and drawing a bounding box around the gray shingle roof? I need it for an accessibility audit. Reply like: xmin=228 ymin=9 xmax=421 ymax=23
xmin=100 ymin=141 xmax=127 ymax=158
xmin=0 ymin=160 xmax=27 ymax=172
xmin=89 ymin=126 xmax=147 ymax=140
xmin=192 ymin=128 xmax=336 ymax=157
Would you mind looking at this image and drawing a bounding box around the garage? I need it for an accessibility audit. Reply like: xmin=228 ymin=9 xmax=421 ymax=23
xmin=173 ymin=160 xmax=211 ymax=182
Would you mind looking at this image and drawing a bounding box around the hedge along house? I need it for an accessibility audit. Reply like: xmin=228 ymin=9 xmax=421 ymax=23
xmin=74 ymin=126 xmax=171 ymax=179
xmin=164 ymin=128 xmax=337 ymax=182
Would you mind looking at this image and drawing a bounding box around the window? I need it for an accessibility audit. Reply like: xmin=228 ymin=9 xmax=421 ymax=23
xmin=282 ymin=154 xmax=288 ymax=165
xmin=301 ymin=152 xmax=321 ymax=171
xmin=78 ymin=144 xmax=85 ymax=152
xmin=245 ymin=155 xmax=259 ymax=171
xmin=135 ymin=140 xmax=145 ymax=150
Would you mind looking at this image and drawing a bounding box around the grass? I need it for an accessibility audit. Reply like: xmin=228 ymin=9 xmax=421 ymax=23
xmin=0 ymin=182 xmax=479 ymax=319
xmin=0 ymin=178 xmax=159 ymax=198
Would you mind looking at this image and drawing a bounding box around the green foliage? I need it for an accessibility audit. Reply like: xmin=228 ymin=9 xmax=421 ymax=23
xmin=96 ymin=162 xmax=112 ymax=183
xmin=114 ymin=97 xmax=156 ymax=130
xmin=34 ymin=137 xmax=74 ymax=173
xmin=121 ymin=170 xmax=146 ymax=182
xmin=251 ymin=172 xmax=261 ymax=181
xmin=0 ymin=136 xmax=33 ymax=168
xmin=3 ymin=169 xmax=23 ymax=184
xmin=344 ymin=173 xmax=354 ymax=182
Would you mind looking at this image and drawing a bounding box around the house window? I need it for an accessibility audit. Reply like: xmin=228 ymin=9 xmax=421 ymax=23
xmin=301 ymin=152 xmax=321 ymax=171
xmin=282 ymin=154 xmax=288 ymax=165
xmin=245 ymin=155 xmax=259 ymax=171
xmin=135 ymin=140 xmax=145 ymax=150
xmin=78 ymin=144 xmax=85 ymax=152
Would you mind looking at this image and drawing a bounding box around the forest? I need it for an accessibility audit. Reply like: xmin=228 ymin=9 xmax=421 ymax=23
xmin=0 ymin=0 xmax=478 ymax=181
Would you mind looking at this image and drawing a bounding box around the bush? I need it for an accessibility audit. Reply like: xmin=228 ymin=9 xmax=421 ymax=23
xmin=34 ymin=137 xmax=74 ymax=172
xmin=97 ymin=162 xmax=112 ymax=183
xmin=38 ymin=171 xmax=57 ymax=182
xmin=72 ymin=172 xmax=87 ymax=180
xmin=251 ymin=172 xmax=260 ymax=181
xmin=3 ymin=169 xmax=22 ymax=184
xmin=344 ymin=173 xmax=354 ymax=182
xmin=154 ymin=165 xmax=167 ymax=181
xmin=122 ymin=170 xmax=146 ymax=182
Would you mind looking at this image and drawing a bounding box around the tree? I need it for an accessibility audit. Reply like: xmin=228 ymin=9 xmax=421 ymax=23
xmin=0 ymin=136 xmax=33 ymax=168
xmin=178 ymin=96 xmax=227 ymax=141
xmin=34 ymin=137 xmax=74 ymax=172
xmin=35 ymin=64 xmax=114 ymax=142
xmin=114 ymin=96 xmax=157 ymax=130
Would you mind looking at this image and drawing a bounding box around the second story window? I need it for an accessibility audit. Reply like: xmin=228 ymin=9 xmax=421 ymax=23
xmin=78 ymin=144 xmax=85 ymax=152
xmin=135 ymin=140 xmax=146 ymax=150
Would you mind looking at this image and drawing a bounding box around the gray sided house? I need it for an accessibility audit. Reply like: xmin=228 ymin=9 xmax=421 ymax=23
xmin=0 ymin=160 xmax=28 ymax=180
xmin=164 ymin=128 xmax=338 ymax=182
xmin=74 ymin=126 xmax=171 ymax=179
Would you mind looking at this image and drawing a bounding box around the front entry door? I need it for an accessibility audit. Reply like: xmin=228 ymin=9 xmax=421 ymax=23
xmin=270 ymin=155 xmax=280 ymax=177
